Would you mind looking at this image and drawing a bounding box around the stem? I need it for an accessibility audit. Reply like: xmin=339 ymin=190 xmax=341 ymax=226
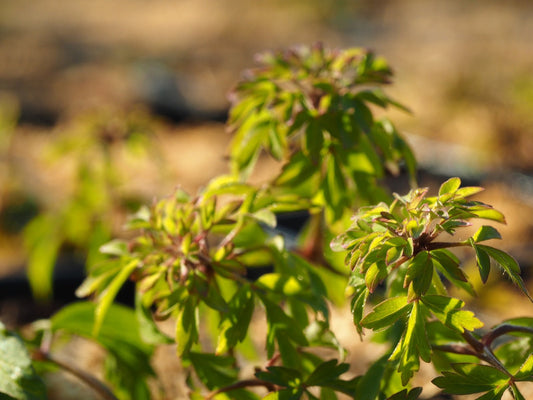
xmin=425 ymin=241 xmax=470 ymax=251
xmin=481 ymin=324 xmax=533 ymax=348
xmin=205 ymin=379 xmax=276 ymax=399
xmin=461 ymin=331 xmax=514 ymax=378
xmin=33 ymin=350 xmax=119 ymax=400
xmin=433 ymin=344 xmax=478 ymax=357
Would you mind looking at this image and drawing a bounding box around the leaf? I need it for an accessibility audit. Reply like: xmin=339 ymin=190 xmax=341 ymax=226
xmin=469 ymin=206 xmax=506 ymax=224
xmin=432 ymin=249 xmax=475 ymax=296
xmin=51 ymin=301 xmax=154 ymax=397
xmin=305 ymin=359 xmax=350 ymax=387
xmin=255 ymin=366 xmax=302 ymax=388
xmin=94 ymin=258 xmax=138 ymax=336
xmin=355 ymin=354 xmax=389 ymax=400
xmin=432 ymin=364 xmax=508 ymax=395
xmin=0 ymin=323 xmax=47 ymax=400
xmin=99 ymin=239 xmax=129 ymax=256
xmin=256 ymin=273 xmax=304 ymax=296
xmin=188 ymin=352 xmax=238 ymax=390
xmin=24 ymin=214 xmax=61 ymax=299
xmin=304 ymin=121 xmax=324 ymax=164
xmin=365 ymin=261 xmax=388 ymax=293
xmin=217 ymin=284 xmax=255 ymax=354
xmin=405 ymin=251 xmax=433 ymax=301
xmin=472 ymin=226 xmax=502 ymax=243
xmin=477 ymin=245 xmax=532 ymax=300
xmin=515 ymin=353 xmax=533 ymax=380
xmin=471 ymin=242 xmax=491 ymax=284
xmin=439 ymin=177 xmax=461 ymax=197
xmin=421 ymin=295 xmax=483 ymax=333
xmin=250 ymin=209 xmax=277 ymax=228
xmin=387 ymin=387 xmax=423 ymax=400
xmin=135 ymin=293 xmax=173 ymax=345
xmin=390 ymin=301 xmax=431 ymax=385
xmin=176 ymin=296 xmax=199 ymax=356
xmin=361 ymin=296 xmax=412 ymax=331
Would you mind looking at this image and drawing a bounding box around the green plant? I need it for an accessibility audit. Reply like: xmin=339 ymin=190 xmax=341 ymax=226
xmin=1 ymin=44 xmax=532 ymax=400
xmin=22 ymin=109 xmax=164 ymax=299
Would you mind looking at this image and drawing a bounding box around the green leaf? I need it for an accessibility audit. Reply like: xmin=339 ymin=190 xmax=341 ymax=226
xmin=24 ymin=214 xmax=61 ymax=300
xmin=421 ymin=295 xmax=483 ymax=333
xmin=217 ymin=284 xmax=255 ymax=354
xmin=365 ymin=261 xmax=388 ymax=293
xmin=256 ymin=273 xmax=304 ymax=296
xmin=432 ymin=364 xmax=508 ymax=395
xmin=304 ymin=121 xmax=324 ymax=164
xmin=386 ymin=387 xmax=423 ymax=400
xmin=472 ymin=226 xmax=502 ymax=243
xmin=432 ymin=249 xmax=475 ymax=296
xmin=99 ymin=239 xmax=129 ymax=256
xmin=94 ymin=258 xmax=138 ymax=336
xmin=515 ymin=353 xmax=533 ymax=380
xmin=51 ymin=302 xmax=154 ymax=397
xmin=466 ymin=205 xmax=506 ymax=223
xmin=405 ymin=251 xmax=433 ymax=301
xmin=390 ymin=301 xmax=431 ymax=385
xmin=361 ymin=296 xmax=412 ymax=331
xmin=305 ymin=359 xmax=349 ymax=387
xmin=471 ymin=242 xmax=491 ymax=284
xmin=477 ymin=245 xmax=532 ymax=300
xmin=439 ymin=177 xmax=461 ymax=197
xmin=355 ymin=354 xmax=389 ymax=400
xmin=0 ymin=323 xmax=47 ymax=400
xmin=135 ymin=293 xmax=173 ymax=345
xmin=188 ymin=352 xmax=238 ymax=390
xmin=176 ymin=296 xmax=199 ymax=356
xmin=255 ymin=366 xmax=302 ymax=388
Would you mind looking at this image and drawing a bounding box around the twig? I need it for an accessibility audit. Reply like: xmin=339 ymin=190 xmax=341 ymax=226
xmin=481 ymin=324 xmax=533 ymax=348
xmin=205 ymin=379 xmax=276 ymax=400
xmin=32 ymin=350 xmax=119 ymax=400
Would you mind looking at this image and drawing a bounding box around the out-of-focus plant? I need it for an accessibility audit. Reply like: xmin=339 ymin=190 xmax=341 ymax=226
xmin=23 ymin=109 xmax=164 ymax=299
xmin=1 ymin=44 xmax=532 ymax=400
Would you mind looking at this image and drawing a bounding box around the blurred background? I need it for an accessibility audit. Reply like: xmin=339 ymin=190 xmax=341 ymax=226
xmin=1 ymin=0 xmax=533 ymax=395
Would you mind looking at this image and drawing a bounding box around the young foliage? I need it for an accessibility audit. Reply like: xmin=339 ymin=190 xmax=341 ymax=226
xmin=228 ymin=43 xmax=415 ymax=221
xmin=2 ymin=44 xmax=533 ymax=400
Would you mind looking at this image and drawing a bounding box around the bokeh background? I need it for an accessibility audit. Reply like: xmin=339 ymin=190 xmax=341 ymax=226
xmin=1 ymin=0 xmax=533 ymax=398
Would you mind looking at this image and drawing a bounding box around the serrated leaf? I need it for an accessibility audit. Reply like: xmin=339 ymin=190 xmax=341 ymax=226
xmin=305 ymin=359 xmax=349 ymax=387
xmin=0 ymin=323 xmax=47 ymax=400
xmin=515 ymin=353 xmax=533 ymax=380
xmin=477 ymin=245 xmax=532 ymax=300
xmin=421 ymin=295 xmax=483 ymax=333
xmin=405 ymin=251 xmax=433 ymax=301
xmin=176 ymin=297 xmax=199 ymax=356
xmin=386 ymin=387 xmax=423 ymax=400
xmin=365 ymin=261 xmax=388 ymax=293
xmin=255 ymin=366 xmax=302 ymax=388
xmin=217 ymin=284 xmax=255 ymax=354
xmin=390 ymin=301 xmax=431 ymax=385
xmin=471 ymin=242 xmax=491 ymax=284
xmin=361 ymin=296 xmax=411 ymax=330
xmin=432 ymin=364 xmax=508 ymax=395
xmin=188 ymin=352 xmax=238 ymax=390
xmin=472 ymin=226 xmax=502 ymax=243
